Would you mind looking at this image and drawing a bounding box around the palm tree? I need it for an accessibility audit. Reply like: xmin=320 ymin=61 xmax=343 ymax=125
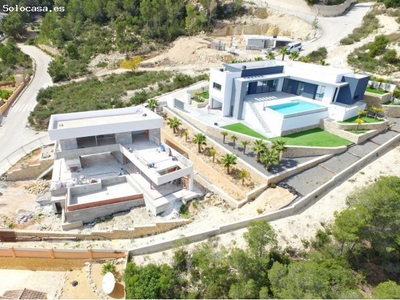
xmin=146 ymin=98 xmax=158 ymax=112
xmin=260 ymin=148 xmax=280 ymax=171
xmin=252 ymin=139 xmax=267 ymax=163
xmin=357 ymin=109 xmax=364 ymax=118
xmin=231 ymin=135 xmax=238 ymax=148
xmin=372 ymin=106 xmax=384 ymax=119
xmin=355 ymin=118 xmax=364 ymax=132
xmin=280 ymin=46 xmax=288 ymax=61
xmin=193 ymin=133 xmax=207 ymax=153
xmin=239 ymin=169 xmax=249 ymax=186
xmin=220 ymin=153 xmax=237 ymax=174
xmin=167 ymin=117 xmax=181 ymax=134
xmin=241 ymin=140 xmax=250 ymax=154
xmin=209 ymin=148 xmax=217 ymax=163
xmin=289 ymin=51 xmax=299 ymax=61
xmin=183 ymin=129 xmax=189 ymax=142
xmin=266 ymin=51 xmax=275 ymax=60
xmin=221 ymin=131 xmax=229 ymax=144
xmin=271 ymin=139 xmax=288 ymax=160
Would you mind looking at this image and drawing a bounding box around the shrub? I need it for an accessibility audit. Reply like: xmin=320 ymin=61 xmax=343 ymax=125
xmin=340 ymin=37 xmax=354 ymax=45
xmin=101 ymin=262 xmax=117 ymax=276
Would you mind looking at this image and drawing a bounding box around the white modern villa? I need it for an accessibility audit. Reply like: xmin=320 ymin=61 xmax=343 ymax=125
xmin=208 ymin=60 xmax=370 ymax=136
xmin=47 ymin=106 xmax=197 ymax=229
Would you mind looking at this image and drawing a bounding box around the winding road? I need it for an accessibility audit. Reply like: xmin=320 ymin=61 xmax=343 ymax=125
xmin=0 ymin=45 xmax=52 ymax=173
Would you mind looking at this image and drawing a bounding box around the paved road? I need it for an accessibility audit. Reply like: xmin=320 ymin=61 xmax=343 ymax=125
xmin=302 ymin=3 xmax=374 ymax=55
xmin=0 ymin=46 xmax=52 ymax=165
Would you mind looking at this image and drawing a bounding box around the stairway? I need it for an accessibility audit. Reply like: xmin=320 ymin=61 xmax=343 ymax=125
xmin=248 ymin=102 xmax=271 ymax=134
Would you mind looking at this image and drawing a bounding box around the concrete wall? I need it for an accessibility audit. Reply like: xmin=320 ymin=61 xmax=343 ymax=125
xmin=54 ymin=144 xmax=120 ymax=159
xmin=0 ymin=75 xmax=30 ymax=116
xmin=0 ymin=247 xmax=125 ymax=259
xmin=0 ymin=220 xmax=191 ymax=242
xmin=115 ymin=132 xmax=133 ymax=145
xmin=284 ymin=145 xmax=347 ymax=158
xmin=312 ymin=0 xmax=356 ymax=17
xmin=6 ymin=159 xmax=53 ymax=181
xmin=64 ymin=198 xmax=144 ymax=225
xmin=127 ymin=132 xmax=400 ymax=258
xmin=59 ymin=138 xmax=78 ymax=151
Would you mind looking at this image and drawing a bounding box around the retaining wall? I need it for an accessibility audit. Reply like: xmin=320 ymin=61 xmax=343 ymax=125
xmin=383 ymin=105 xmax=400 ymax=118
xmin=6 ymin=159 xmax=53 ymax=181
xmin=0 ymin=219 xmax=192 ymax=242
xmin=0 ymin=247 xmax=125 ymax=259
xmin=127 ymin=132 xmax=400 ymax=258
xmin=363 ymin=92 xmax=391 ymax=107
xmin=312 ymin=0 xmax=356 ymax=17
xmin=0 ymin=75 xmax=30 ymax=116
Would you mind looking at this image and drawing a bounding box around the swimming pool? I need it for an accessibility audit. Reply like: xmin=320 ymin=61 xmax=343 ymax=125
xmin=267 ymin=100 xmax=325 ymax=115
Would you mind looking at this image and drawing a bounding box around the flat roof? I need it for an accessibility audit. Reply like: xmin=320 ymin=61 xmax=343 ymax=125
xmin=56 ymin=111 xmax=150 ymax=129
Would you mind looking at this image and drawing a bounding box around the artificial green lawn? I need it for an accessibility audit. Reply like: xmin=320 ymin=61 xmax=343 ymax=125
xmin=222 ymin=123 xmax=267 ymax=139
xmin=341 ymin=115 xmax=383 ymax=123
xmin=270 ymin=128 xmax=352 ymax=147
xmin=222 ymin=123 xmax=351 ymax=147
xmin=346 ymin=129 xmax=368 ymax=135
xmin=365 ymin=87 xmax=387 ymax=95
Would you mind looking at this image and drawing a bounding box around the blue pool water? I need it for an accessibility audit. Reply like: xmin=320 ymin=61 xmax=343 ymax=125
xmin=268 ymin=100 xmax=325 ymax=115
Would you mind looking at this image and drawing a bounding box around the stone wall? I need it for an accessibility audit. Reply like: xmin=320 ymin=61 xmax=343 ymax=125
xmin=284 ymin=145 xmax=346 ymax=158
xmin=0 ymin=75 xmax=30 ymax=116
xmin=363 ymin=92 xmax=391 ymax=107
xmin=383 ymin=105 xmax=400 ymax=118
xmin=6 ymin=159 xmax=53 ymax=181
xmin=320 ymin=118 xmax=388 ymax=144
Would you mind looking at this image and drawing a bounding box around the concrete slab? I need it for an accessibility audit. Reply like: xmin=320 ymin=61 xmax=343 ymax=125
xmin=370 ymin=130 xmax=399 ymax=145
xmin=319 ymin=152 xmax=359 ymax=174
xmin=70 ymin=182 xmax=140 ymax=205
xmin=284 ymin=165 xmax=334 ymax=196
xmin=348 ymin=141 xmax=379 ymax=158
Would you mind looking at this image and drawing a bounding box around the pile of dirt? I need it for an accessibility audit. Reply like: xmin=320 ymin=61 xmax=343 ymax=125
xmin=24 ymin=180 xmax=50 ymax=195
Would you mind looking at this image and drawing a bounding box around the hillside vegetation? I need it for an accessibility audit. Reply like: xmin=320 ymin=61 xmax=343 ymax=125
xmin=26 ymin=0 xmax=243 ymax=82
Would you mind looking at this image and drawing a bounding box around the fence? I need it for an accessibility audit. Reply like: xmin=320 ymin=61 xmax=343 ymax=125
xmin=0 ymin=134 xmax=50 ymax=175
xmin=0 ymin=247 xmax=126 ymax=259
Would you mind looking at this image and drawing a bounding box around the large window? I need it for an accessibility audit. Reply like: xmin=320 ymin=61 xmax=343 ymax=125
xmin=213 ymin=82 xmax=222 ymax=91
xmin=256 ymin=79 xmax=277 ymax=93
xmin=282 ymin=78 xmax=294 ymax=93
xmin=315 ymin=85 xmax=326 ymax=101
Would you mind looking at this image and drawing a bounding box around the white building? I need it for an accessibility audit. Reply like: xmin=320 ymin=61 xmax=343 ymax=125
xmin=48 ymin=106 xmax=196 ymax=229
xmin=209 ymin=60 xmax=370 ymax=136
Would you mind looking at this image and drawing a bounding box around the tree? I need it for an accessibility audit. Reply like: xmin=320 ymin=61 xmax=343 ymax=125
xmin=369 ymin=35 xmax=390 ymax=57
xmin=231 ymin=135 xmax=238 ymax=148
xmin=193 ymin=133 xmax=207 ymax=153
xmin=221 ymin=131 xmax=229 ymax=143
xmin=120 ymin=56 xmax=142 ymax=71
xmin=123 ymin=262 xmax=181 ymax=299
xmin=167 ymin=117 xmax=181 ymax=134
xmin=183 ymin=129 xmax=189 ymax=142
xmin=241 ymin=140 xmax=250 ymax=154
xmin=220 ymin=153 xmax=237 ymax=174
xmin=1 ymin=12 xmax=26 ymax=38
xmin=271 ymin=139 xmax=288 ymax=160
xmin=280 ymin=46 xmax=288 ymax=61
xmin=146 ymin=99 xmax=158 ymax=112
xmin=260 ymin=147 xmax=280 ymax=171
xmin=209 ymin=148 xmax=216 ymax=163
xmin=239 ymin=169 xmax=248 ymax=186
xmin=373 ymin=281 xmax=400 ymax=299
xmin=383 ymin=49 xmax=398 ymax=64
xmin=269 ymin=260 xmax=359 ymax=299
xmin=200 ymin=0 xmax=218 ymax=29
xmin=48 ymin=56 xmax=68 ymax=82
xmin=289 ymin=51 xmax=299 ymax=61
xmin=266 ymin=51 xmax=276 ymax=60
xmin=244 ymin=220 xmax=277 ymax=259
xmin=252 ymin=139 xmax=267 ymax=163
xmin=355 ymin=118 xmax=364 ymax=132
